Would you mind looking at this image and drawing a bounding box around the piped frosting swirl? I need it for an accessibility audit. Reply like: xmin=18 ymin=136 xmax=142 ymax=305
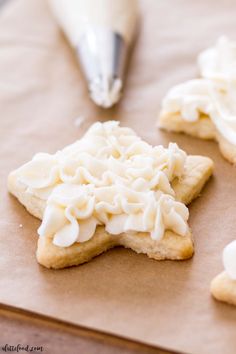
xmin=15 ymin=121 xmax=189 ymax=247
xmin=161 ymin=36 xmax=236 ymax=145
xmin=223 ymin=240 xmax=236 ymax=280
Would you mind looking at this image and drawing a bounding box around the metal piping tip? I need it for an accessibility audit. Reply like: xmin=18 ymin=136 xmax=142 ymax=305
xmin=77 ymin=27 xmax=127 ymax=108
xmin=89 ymin=77 xmax=122 ymax=108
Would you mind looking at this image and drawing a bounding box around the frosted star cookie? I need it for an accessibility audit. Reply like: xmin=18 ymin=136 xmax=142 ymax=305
xmin=159 ymin=36 xmax=236 ymax=164
xmin=211 ymin=241 xmax=236 ymax=306
xmin=8 ymin=121 xmax=213 ymax=269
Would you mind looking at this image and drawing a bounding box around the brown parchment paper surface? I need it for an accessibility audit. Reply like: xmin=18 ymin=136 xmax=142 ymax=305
xmin=1 ymin=0 xmax=236 ymax=353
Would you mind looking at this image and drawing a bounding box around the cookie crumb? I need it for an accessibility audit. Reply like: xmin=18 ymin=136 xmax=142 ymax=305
xmin=74 ymin=116 xmax=85 ymax=128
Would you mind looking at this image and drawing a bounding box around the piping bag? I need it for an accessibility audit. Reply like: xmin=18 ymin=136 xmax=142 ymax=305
xmin=49 ymin=0 xmax=139 ymax=108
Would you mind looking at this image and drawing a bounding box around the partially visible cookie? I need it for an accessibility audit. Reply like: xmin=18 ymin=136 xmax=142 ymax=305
xmin=159 ymin=37 xmax=236 ymax=164
xmin=8 ymin=121 xmax=213 ymax=269
xmin=211 ymin=241 xmax=236 ymax=306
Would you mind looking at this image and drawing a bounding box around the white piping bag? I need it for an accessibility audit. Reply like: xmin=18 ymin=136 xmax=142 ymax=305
xmin=49 ymin=0 xmax=139 ymax=108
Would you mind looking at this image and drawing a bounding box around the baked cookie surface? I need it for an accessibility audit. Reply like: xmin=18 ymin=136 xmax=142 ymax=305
xmin=159 ymin=37 xmax=236 ymax=164
xmin=8 ymin=121 xmax=213 ymax=269
xmin=211 ymin=272 xmax=236 ymax=306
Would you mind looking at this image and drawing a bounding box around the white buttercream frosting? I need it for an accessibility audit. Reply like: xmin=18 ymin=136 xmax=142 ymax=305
xmin=198 ymin=36 xmax=236 ymax=84
xmin=89 ymin=78 xmax=122 ymax=108
xmin=16 ymin=121 xmax=189 ymax=247
xmin=223 ymin=240 xmax=236 ymax=280
xmin=161 ymin=36 xmax=236 ymax=145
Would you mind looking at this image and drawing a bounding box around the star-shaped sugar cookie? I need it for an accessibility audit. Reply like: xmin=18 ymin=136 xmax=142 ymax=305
xmin=159 ymin=37 xmax=236 ymax=164
xmin=211 ymin=240 xmax=236 ymax=306
xmin=8 ymin=121 xmax=213 ymax=269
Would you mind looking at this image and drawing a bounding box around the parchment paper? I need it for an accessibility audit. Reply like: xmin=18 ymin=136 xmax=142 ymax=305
xmin=1 ymin=0 xmax=236 ymax=353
